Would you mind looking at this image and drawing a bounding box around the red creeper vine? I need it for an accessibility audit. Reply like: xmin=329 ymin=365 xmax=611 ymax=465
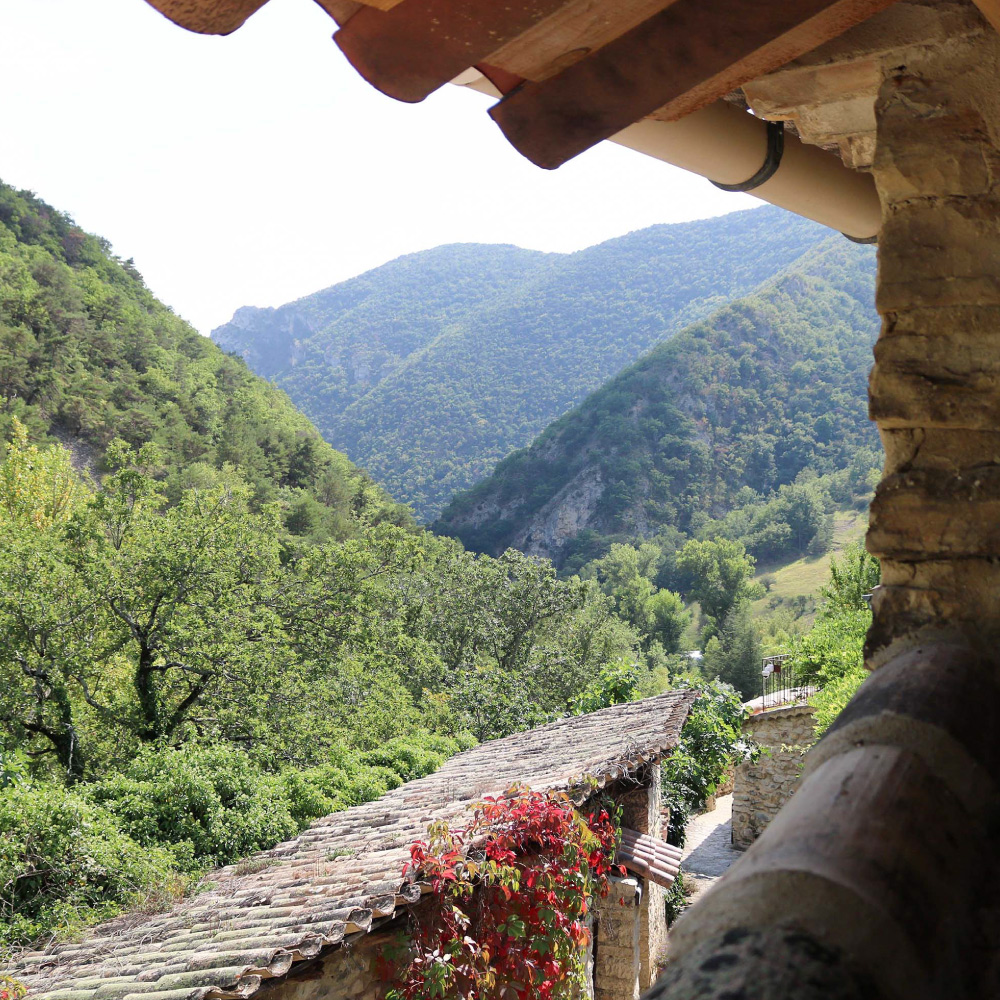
xmin=0 ymin=977 xmax=27 ymax=1000
xmin=379 ymin=786 xmax=622 ymax=1000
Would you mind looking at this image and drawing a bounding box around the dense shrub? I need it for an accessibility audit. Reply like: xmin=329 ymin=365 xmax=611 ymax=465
xmin=359 ymin=733 xmax=466 ymax=783
xmin=0 ymin=783 xmax=175 ymax=947
xmin=89 ymin=744 xmax=299 ymax=870
xmin=661 ymin=680 xmax=755 ymax=846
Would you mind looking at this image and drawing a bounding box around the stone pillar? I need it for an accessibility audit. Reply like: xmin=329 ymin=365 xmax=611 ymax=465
xmin=866 ymin=25 xmax=1000 ymax=665
xmin=616 ymin=769 xmax=667 ymax=989
xmin=594 ymin=876 xmax=642 ymax=1000
xmin=644 ymin=21 xmax=1000 ymax=1000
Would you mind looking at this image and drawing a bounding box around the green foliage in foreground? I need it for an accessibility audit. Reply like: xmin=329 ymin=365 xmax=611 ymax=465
xmin=0 ymin=782 xmax=178 ymax=948
xmin=0 ymin=430 xmax=672 ymax=949
xmin=794 ymin=543 xmax=880 ymax=741
xmin=661 ymin=680 xmax=756 ymax=847
xmin=1 ymin=732 xmax=461 ymax=950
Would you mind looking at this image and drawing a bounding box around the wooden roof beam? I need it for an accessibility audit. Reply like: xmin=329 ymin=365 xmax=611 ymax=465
xmin=490 ymin=0 xmax=900 ymax=169
xmin=333 ymin=0 xmax=632 ymax=103
xmin=972 ymin=0 xmax=1000 ymax=33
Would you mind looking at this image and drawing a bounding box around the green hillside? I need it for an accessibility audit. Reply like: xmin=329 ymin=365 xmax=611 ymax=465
xmin=754 ymin=509 xmax=868 ymax=622
xmin=0 ymin=181 xmax=410 ymax=541
xmin=435 ymin=237 xmax=880 ymax=569
xmin=213 ymin=208 xmax=842 ymax=519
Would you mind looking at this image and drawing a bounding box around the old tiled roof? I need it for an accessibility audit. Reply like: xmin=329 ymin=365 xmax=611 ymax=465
xmin=11 ymin=689 xmax=696 ymax=1000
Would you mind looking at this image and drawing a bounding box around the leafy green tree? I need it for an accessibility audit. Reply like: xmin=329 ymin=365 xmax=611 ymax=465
xmin=0 ymin=428 xmax=91 ymax=778
xmin=675 ymin=537 xmax=757 ymax=636
xmin=700 ymin=605 xmax=763 ymax=701
xmin=569 ymin=657 xmax=642 ymax=714
xmin=586 ymin=542 xmax=688 ymax=653
xmin=793 ymin=543 xmax=880 ymax=741
xmin=820 ymin=541 xmax=880 ymax=613
xmin=0 ymin=418 xmax=87 ymax=528
xmin=72 ymin=448 xmax=284 ymax=745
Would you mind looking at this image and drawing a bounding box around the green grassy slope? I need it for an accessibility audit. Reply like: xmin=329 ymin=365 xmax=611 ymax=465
xmin=753 ymin=509 xmax=867 ymax=623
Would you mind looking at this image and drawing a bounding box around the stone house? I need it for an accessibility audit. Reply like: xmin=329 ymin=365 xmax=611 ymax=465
xmin=731 ymin=702 xmax=816 ymax=849
xmin=12 ymin=692 xmax=694 ymax=1000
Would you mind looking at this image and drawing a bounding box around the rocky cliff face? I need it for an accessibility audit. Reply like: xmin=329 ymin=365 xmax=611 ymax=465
xmin=213 ymin=305 xmax=313 ymax=378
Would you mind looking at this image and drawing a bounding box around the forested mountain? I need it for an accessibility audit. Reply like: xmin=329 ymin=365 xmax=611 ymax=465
xmin=0 ymin=177 xmax=869 ymax=954
xmin=0 ymin=181 xmax=410 ymax=541
xmin=1 ymin=179 xmax=741 ymax=951
xmin=435 ymin=238 xmax=880 ymax=568
xmin=213 ymin=208 xmax=841 ymax=519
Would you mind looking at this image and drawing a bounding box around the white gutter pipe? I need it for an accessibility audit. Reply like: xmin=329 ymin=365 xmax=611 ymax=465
xmin=455 ymin=71 xmax=881 ymax=243
xmin=612 ymin=102 xmax=881 ymax=243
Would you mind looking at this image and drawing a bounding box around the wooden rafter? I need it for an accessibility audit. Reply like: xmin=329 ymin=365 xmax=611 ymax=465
xmin=484 ymin=0 xmax=682 ymax=83
xmin=971 ymin=0 xmax=1000 ymax=33
xmin=333 ymin=0 xmax=588 ymax=103
xmin=490 ymin=0 xmax=899 ymax=169
xmin=311 ymin=0 xmax=402 ymax=26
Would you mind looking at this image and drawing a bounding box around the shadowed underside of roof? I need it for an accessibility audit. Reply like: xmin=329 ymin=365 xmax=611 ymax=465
xmin=144 ymin=0 xmax=912 ymax=169
xmin=12 ymin=689 xmax=696 ymax=1000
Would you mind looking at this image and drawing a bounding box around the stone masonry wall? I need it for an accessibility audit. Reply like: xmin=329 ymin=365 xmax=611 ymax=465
xmin=731 ymin=704 xmax=815 ymax=849
xmin=594 ymin=875 xmax=642 ymax=1000
xmin=267 ymin=935 xmax=383 ymax=1000
xmin=614 ymin=769 xmax=666 ymax=990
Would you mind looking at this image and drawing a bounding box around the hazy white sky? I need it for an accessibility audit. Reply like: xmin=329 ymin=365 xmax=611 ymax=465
xmin=0 ymin=0 xmax=756 ymax=334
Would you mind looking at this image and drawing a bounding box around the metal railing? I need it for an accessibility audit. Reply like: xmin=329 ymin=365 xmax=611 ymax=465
xmin=759 ymin=653 xmax=810 ymax=709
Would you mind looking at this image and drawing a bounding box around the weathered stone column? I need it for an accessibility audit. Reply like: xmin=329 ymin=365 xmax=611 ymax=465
xmin=866 ymin=23 xmax=1000 ymax=664
xmin=616 ymin=767 xmax=668 ymax=990
xmin=594 ymin=876 xmax=642 ymax=1000
xmin=644 ymin=20 xmax=1000 ymax=1000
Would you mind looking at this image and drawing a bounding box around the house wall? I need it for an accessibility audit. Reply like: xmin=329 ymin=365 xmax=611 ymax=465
xmin=267 ymin=935 xmax=383 ymax=1000
xmin=615 ymin=766 xmax=667 ymax=990
xmin=731 ymin=704 xmax=815 ymax=849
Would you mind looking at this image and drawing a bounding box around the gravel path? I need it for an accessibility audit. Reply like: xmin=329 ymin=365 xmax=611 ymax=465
xmin=680 ymin=794 xmax=743 ymax=902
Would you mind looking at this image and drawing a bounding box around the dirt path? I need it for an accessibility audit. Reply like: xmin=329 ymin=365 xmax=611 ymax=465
xmin=680 ymin=793 xmax=742 ymax=902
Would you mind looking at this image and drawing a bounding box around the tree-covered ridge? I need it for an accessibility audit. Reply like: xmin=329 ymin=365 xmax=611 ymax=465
xmin=0 ymin=181 xmax=409 ymax=542
xmin=214 ymin=242 xmax=552 ymax=385
xmin=214 ymin=208 xmax=838 ymax=519
xmin=435 ymin=238 xmax=879 ymax=567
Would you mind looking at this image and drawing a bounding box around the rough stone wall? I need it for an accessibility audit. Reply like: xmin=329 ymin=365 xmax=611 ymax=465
xmin=865 ymin=13 xmax=1000 ymax=667
xmin=267 ymin=936 xmax=382 ymax=1000
xmin=614 ymin=769 xmax=667 ymax=989
xmin=731 ymin=704 xmax=815 ymax=849
xmin=594 ymin=876 xmax=642 ymax=1000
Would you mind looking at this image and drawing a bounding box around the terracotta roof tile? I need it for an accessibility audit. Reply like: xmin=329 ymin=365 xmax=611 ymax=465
xmin=9 ymin=690 xmax=695 ymax=1000
xmin=617 ymin=828 xmax=683 ymax=889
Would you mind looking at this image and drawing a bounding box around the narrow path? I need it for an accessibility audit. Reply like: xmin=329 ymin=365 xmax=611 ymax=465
xmin=680 ymin=794 xmax=742 ymax=903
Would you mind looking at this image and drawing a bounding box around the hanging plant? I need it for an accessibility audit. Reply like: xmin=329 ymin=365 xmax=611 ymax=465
xmin=380 ymin=786 xmax=622 ymax=1000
